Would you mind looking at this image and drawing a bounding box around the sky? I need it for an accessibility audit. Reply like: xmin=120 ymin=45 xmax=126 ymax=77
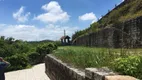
xmin=0 ymin=0 xmax=123 ymax=41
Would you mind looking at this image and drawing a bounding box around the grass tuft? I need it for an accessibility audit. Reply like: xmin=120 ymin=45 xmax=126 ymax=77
xmin=53 ymin=46 xmax=142 ymax=79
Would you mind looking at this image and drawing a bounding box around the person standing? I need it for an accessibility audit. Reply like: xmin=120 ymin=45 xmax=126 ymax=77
xmin=0 ymin=57 xmax=10 ymax=80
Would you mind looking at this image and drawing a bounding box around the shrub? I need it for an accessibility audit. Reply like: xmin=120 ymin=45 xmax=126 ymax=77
xmin=28 ymin=52 xmax=40 ymax=64
xmin=53 ymin=43 xmax=58 ymax=50
xmin=47 ymin=43 xmax=57 ymax=50
xmin=36 ymin=44 xmax=51 ymax=55
xmin=35 ymin=43 xmax=57 ymax=62
xmin=54 ymin=41 xmax=62 ymax=46
xmin=36 ymin=43 xmax=57 ymax=55
xmin=112 ymin=56 xmax=142 ymax=79
xmin=6 ymin=53 xmax=29 ymax=71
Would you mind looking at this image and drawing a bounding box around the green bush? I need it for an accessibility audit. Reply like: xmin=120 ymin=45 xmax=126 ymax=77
xmin=36 ymin=44 xmax=52 ymax=55
xmin=28 ymin=52 xmax=40 ymax=64
xmin=6 ymin=53 xmax=30 ymax=71
xmin=47 ymin=43 xmax=57 ymax=50
xmin=112 ymin=56 xmax=142 ymax=79
xmin=54 ymin=41 xmax=62 ymax=46
xmin=36 ymin=43 xmax=57 ymax=54
xmin=0 ymin=36 xmax=58 ymax=71
xmin=53 ymin=43 xmax=58 ymax=50
xmin=35 ymin=43 xmax=57 ymax=63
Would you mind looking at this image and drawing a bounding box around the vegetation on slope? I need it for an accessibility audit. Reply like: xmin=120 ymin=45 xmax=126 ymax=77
xmin=0 ymin=36 xmax=57 ymax=71
xmin=72 ymin=0 xmax=142 ymax=41
xmin=53 ymin=46 xmax=142 ymax=79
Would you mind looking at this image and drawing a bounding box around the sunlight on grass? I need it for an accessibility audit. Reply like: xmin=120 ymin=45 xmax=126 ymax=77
xmin=53 ymin=46 xmax=142 ymax=79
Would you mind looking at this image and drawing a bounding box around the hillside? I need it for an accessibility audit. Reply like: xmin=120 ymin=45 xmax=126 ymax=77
xmin=72 ymin=0 xmax=142 ymax=41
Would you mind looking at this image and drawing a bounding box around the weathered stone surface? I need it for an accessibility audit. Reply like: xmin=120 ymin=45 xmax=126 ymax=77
xmin=105 ymin=75 xmax=138 ymax=80
xmin=73 ymin=16 xmax=142 ymax=48
xmin=85 ymin=68 xmax=116 ymax=80
xmin=45 ymin=54 xmax=85 ymax=80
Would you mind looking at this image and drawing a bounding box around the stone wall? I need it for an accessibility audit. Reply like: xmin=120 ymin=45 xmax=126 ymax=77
xmin=45 ymin=54 xmax=85 ymax=80
xmin=73 ymin=16 xmax=142 ymax=48
xmin=73 ymin=27 xmax=115 ymax=48
xmin=45 ymin=54 xmax=137 ymax=80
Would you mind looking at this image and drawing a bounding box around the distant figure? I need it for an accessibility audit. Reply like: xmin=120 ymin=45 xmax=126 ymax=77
xmin=0 ymin=57 xmax=10 ymax=80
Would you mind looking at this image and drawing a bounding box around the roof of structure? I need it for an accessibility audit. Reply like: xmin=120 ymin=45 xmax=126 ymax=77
xmin=60 ymin=35 xmax=70 ymax=40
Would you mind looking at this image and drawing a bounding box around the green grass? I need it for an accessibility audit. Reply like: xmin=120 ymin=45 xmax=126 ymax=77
xmin=53 ymin=46 xmax=142 ymax=68
xmin=53 ymin=46 xmax=142 ymax=79
xmin=54 ymin=46 xmax=115 ymax=68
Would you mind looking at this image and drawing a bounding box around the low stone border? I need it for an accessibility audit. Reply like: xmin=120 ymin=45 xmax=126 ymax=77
xmin=45 ymin=54 xmax=137 ymax=80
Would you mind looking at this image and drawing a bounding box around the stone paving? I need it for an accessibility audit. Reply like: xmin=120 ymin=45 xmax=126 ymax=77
xmin=5 ymin=63 xmax=50 ymax=80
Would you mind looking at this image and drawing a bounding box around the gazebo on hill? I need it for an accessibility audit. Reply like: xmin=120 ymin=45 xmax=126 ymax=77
xmin=60 ymin=35 xmax=71 ymax=45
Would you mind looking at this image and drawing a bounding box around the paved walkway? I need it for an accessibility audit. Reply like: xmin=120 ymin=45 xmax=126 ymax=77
xmin=5 ymin=63 xmax=50 ymax=80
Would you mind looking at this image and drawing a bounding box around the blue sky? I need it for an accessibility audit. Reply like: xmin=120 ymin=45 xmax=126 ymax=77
xmin=0 ymin=0 xmax=123 ymax=41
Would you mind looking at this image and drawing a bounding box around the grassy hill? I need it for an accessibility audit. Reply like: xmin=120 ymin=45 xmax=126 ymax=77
xmin=72 ymin=0 xmax=142 ymax=41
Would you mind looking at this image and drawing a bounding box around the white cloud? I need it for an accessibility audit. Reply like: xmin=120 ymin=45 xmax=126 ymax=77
xmin=0 ymin=24 xmax=79 ymax=41
xmin=34 ymin=1 xmax=70 ymax=23
xmin=91 ymin=19 xmax=97 ymax=24
xmin=79 ymin=12 xmax=97 ymax=22
xmin=0 ymin=24 xmax=6 ymax=30
xmin=13 ymin=6 xmax=31 ymax=23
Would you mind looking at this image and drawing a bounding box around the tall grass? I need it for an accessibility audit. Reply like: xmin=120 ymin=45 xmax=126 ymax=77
xmin=53 ymin=46 xmax=142 ymax=79
xmin=54 ymin=46 xmax=119 ymax=68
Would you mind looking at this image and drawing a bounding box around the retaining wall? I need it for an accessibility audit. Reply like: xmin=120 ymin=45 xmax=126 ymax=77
xmin=45 ymin=54 xmax=137 ymax=80
xmin=73 ymin=16 xmax=142 ymax=48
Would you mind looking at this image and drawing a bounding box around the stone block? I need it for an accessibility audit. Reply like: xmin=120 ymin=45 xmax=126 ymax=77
xmin=85 ymin=68 xmax=115 ymax=80
xmin=105 ymin=75 xmax=138 ymax=80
